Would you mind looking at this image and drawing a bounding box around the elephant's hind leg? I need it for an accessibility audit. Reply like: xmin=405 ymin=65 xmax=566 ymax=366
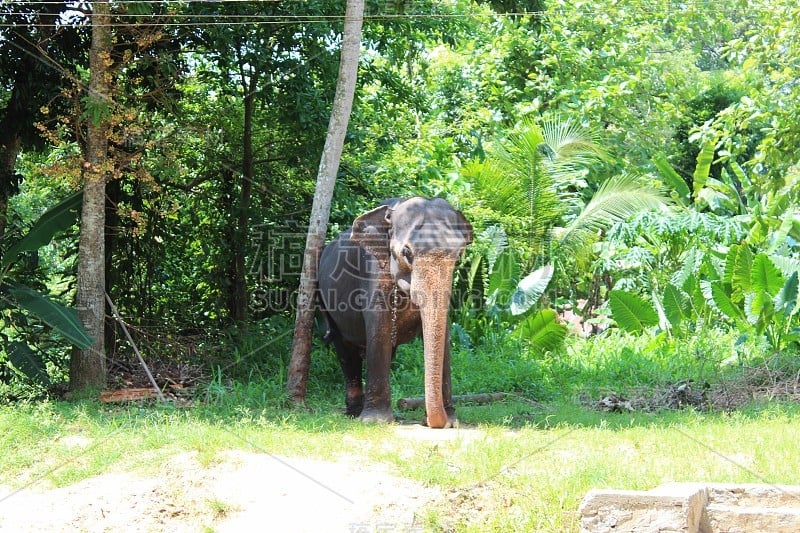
xmin=332 ymin=337 xmax=364 ymax=417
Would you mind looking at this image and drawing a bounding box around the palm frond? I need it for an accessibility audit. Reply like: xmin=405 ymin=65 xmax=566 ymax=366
xmin=556 ymin=173 xmax=672 ymax=265
xmin=501 ymin=121 xmax=546 ymax=166
xmin=461 ymin=158 xmax=528 ymax=217
xmin=541 ymin=117 xmax=609 ymax=171
xmin=480 ymin=123 xmax=562 ymax=232
xmin=463 ymin=117 xmax=622 ymax=267
xmin=564 ymin=173 xmax=671 ymax=238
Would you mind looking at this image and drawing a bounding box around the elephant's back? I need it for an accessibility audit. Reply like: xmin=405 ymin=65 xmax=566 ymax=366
xmin=318 ymin=229 xmax=362 ymax=292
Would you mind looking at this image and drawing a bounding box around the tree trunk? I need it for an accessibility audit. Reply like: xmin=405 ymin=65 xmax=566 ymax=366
xmin=0 ymin=135 xmax=21 ymax=241
xmin=0 ymin=190 xmax=7 ymax=241
xmin=70 ymin=0 xmax=111 ymax=392
xmin=229 ymin=72 xmax=257 ymax=327
xmin=286 ymin=0 xmax=364 ymax=402
xmin=0 ymin=62 xmax=32 ymax=241
xmin=103 ymin=178 xmax=123 ymax=359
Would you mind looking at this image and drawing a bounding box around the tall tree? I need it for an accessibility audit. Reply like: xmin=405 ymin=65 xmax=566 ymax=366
xmin=287 ymin=0 xmax=364 ymax=402
xmin=70 ymin=0 xmax=111 ymax=391
xmin=185 ymin=1 xmax=339 ymax=327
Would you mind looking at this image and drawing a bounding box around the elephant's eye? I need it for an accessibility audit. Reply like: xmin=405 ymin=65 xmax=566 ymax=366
xmin=402 ymin=245 xmax=413 ymax=264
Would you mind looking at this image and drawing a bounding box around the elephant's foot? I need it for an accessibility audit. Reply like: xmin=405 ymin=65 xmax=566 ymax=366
xmin=423 ymin=412 xmax=458 ymax=429
xmin=345 ymin=395 xmax=364 ymax=418
xmin=358 ymin=407 xmax=395 ymax=424
xmin=344 ymin=384 xmax=364 ymax=417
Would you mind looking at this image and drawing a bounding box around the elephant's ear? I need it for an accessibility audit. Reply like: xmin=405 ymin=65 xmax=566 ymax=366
xmin=456 ymin=210 xmax=474 ymax=245
xmin=351 ymin=205 xmax=391 ymax=261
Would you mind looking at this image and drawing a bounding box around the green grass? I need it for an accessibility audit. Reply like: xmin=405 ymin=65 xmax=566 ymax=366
xmin=1 ymin=327 xmax=798 ymax=531
xmin=403 ymin=403 xmax=800 ymax=531
xmin=1 ymin=396 xmax=799 ymax=531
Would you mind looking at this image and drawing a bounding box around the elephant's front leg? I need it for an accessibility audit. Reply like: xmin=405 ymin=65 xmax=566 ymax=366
xmin=359 ymin=308 xmax=395 ymax=424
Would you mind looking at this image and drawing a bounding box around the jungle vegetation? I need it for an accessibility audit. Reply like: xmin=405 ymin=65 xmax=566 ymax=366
xmin=2 ymin=0 xmax=800 ymax=407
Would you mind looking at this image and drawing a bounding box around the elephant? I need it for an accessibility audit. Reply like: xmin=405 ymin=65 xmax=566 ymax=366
xmin=318 ymin=197 xmax=473 ymax=428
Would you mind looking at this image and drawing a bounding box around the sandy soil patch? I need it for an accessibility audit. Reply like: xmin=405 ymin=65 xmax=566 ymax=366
xmin=0 ymin=449 xmax=441 ymax=532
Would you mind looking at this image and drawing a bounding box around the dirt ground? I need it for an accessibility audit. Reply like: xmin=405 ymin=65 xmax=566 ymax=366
xmin=0 ymin=428 xmax=455 ymax=533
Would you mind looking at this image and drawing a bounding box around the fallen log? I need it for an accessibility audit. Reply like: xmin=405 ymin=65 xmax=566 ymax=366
xmin=396 ymin=392 xmax=507 ymax=410
xmin=100 ymin=388 xmax=159 ymax=403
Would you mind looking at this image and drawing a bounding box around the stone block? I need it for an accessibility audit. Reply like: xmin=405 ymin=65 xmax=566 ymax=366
xmin=579 ymin=484 xmax=707 ymax=532
xmin=580 ymin=483 xmax=800 ymax=533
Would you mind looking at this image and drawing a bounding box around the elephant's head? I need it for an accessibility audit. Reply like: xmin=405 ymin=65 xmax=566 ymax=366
xmin=352 ymin=197 xmax=473 ymax=428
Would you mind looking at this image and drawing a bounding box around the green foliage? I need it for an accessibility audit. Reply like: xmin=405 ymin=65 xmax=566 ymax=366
xmin=7 ymin=342 xmax=49 ymax=386
xmin=709 ymin=248 xmax=800 ymax=351
xmin=510 ymin=264 xmax=553 ymax=316
xmin=79 ymin=95 xmax=113 ymax=127
xmin=4 ymin=0 xmax=800 ymax=405
xmin=751 ymin=253 xmax=783 ymax=296
xmin=611 ymin=239 xmax=800 ymax=353
xmin=485 ymin=248 xmax=519 ymax=308
xmin=456 ymin=116 xmax=670 ymax=353
xmin=608 ymin=290 xmax=659 ymax=334
xmin=697 ymin=0 xmax=800 ymax=177
xmin=566 ymin=328 xmax=750 ymax=395
xmin=556 ymin=172 xmax=670 ymax=271
xmin=515 ymin=308 xmax=566 ymax=354
xmin=653 ymin=153 xmax=691 ymax=205
xmin=6 ymin=284 xmax=92 ymax=350
xmin=1 ymin=192 xmax=92 ymax=390
xmin=692 ymin=141 xmax=716 ymax=197
xmin=454 ymin=224 xmax=566 ymax=354
xmin=465 ymin=118 xmax=608 ymax=262
xmin=392 ymin=338 xmax=551 ymax=401
xmin=1 ymin=191 xmax=82 ymax=267
xmin=775 ymin=272 xmax=800 ymax=318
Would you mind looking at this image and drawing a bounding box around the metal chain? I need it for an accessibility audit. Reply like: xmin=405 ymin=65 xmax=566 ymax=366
xmin=390 ymin=283 xmax=398 ymax=347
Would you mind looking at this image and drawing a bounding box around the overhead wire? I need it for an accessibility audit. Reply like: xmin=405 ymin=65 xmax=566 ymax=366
xmin=0 ymin=0 xmax=769 ymax=28
xmin=1 ymin=0 xmax=772 ymax=6
xmin=0 ymin=0 xmax=767 ymax=74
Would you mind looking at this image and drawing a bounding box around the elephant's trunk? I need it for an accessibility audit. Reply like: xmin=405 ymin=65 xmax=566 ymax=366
xmin=411 ymin=254 xmax=456 ymax=429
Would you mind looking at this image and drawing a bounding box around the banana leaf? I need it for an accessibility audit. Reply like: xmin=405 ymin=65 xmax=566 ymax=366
xmin=2 ymin=191 xmax=82 ymax=266
xmin=7 ymin=284 xmax=94 ymax=349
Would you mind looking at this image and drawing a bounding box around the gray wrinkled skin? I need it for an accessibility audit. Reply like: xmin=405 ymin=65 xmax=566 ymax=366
xmin=318 ymin=197 xmax=473 ymax=428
